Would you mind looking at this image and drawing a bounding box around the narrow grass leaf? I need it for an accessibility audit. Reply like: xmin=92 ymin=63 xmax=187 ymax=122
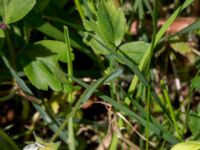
xmin=155 ymin=0 xmax=193 ymax=44
xmin=161 ymin=80 xmax=182 ymax=140
xmin=90 ymin=35 xmax=171 ymax=121
xmin=0 ymin=128 xmax=20 ymax=150
xmin=173 ymin=19 xmax=200 ymax=37
xmin=51 ymin=69 xmax=122 ymax=142
xmin=70 ymin=76 xmax=178 ymax=144
xmin=27 ymin=12 xmax=101 ymax=66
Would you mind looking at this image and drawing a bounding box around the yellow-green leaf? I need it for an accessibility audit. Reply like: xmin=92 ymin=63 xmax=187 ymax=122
xmin=171 ymin=141 xmax=200 ymax=150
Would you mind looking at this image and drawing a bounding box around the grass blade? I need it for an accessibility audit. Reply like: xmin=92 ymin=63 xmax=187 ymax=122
xmin=69 ymin=76 xmax=179 ymax=144
xmin=50 ymin=69 xmax=123 ymax=142
xmin=0 ymin=128 xmax=20 ymax=150
xmin=64 ymin=25 xmax=75 ymax=149
xmin=161 ymin=80 xmax=182 ymax=141
xmin=155 ymin=0 xmax=193 ymax=44
xmin=90 ymin=34 xmax=172 ymax=122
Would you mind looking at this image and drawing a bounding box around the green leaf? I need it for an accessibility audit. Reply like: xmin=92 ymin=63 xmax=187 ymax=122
xmin=1 ymin=0 xmax=36 ymax=24
xmin=84 ymin=0 xmax=126 ymax=50
xmin=35 ymin=135 xmax=61 ymax=150
xmin=170 ymin=37 xmax=192 ymax=55
xmin=171 ymin=141 xmax=200 ymax=150
xmin=22 ymin=40 xmax=75 ymax=91
xmin=24 ymin=60 xmax=62 ymax=91
xmin=191 ymin=75 xmax=200 ymax=90
xmin=1 ymin=54 xmax=68 ymax=143
xmin=28 ymin=40 xmax=74 ymax=63
xmin=102 ymin=0 xmax=127 ymax=46
xmin=83 ymin=31 xmax=110 ymax=55
xmin=24 ymin=134 xmax=61 ymax=150
xmin=51 ymin=69 xmax=123 ymax=142
xmin=90 ymin=35 xmax=172 ymax=121
xmin=96 ymin=1 xmax=113 ymax=45
xmin=0 ymin=0 xmax=8 ymax=20
xmin=118 ymin=41 xmax=150 ymax=64
xmin=155 ymin=0 xmax=193 ymax=44
xmin=26 ymin=12 xmax=93 ymax=58
xmin=171 ymin=19 xmax=200 ymax=38
xmin=127 ymin=0 xmax=194 ymax=106
xmin=188 ymin=104 xmax=200 ymax=136
xmin=70 ymin=76 xmax=178 ymax=144
xmin=0 ymin=128 xmax=20 ymax=150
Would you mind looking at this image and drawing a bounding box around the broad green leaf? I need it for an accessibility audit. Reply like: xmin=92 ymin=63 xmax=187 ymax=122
xmin=170 ymin=42 xmax=192 ymax=55
xmin=107 ymin=1 xmax=126 ymax=46
xmin=118 ymin=41 xmax=149 ymax=64
xmin=191 ymin=75 xmax=200 ymax=90
xmin=22 ymin=40 xmax=75 ymax=91
xmin=1 ymin=54 xmax=68 ymax=143
xmin=83 ymin=31 xmax=110 ymax=55
xmin=84 ymin=19 xmax=114 ymax=50
xmin=29 ymin=40 xmax=74 ymax=63
xmin=0 ymin=128 xmax=20 ymax=150
xmin=171 ymin=141 xmax=200 ymax=150
xmin=0 ymin=0 xmax=8 ymax=20
xmin=99 ymin=0 xmax=126 ymax=46
xmin=188 ymin=104 xmax=200 ymax=136
xmin=2 ymin=0 xmax=36 ymax=24
xmin=96 ymin=1 xmax=114 ymax=45
xmin=170 ymin=37 xmax=192 ymax=55
xmin=24 ymin=60 xmax=62 ymax=91
xmin=84 ymin=0 xmax=126 ymax=52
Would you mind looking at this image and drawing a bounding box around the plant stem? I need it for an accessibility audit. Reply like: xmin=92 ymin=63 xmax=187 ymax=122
xmin=161 ymin=80 xmax=182 ymax=141
xmin=74 ymin=0 xmax=85 ymax=23
xmin=4 ymin=29 xmax=16 ymax=69
xmin=64 ymin=26 xmax=75 ymax=150
xmin=50 ymin=26 xmax=75 ymax=150
xmin=145 ymin=86 xmax=150 ymax=150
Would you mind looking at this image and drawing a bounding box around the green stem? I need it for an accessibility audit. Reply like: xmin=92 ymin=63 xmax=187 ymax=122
xmin=74 ymin=0 xmax=85 ymax=23
xmin=185 ymin=70 xmax=200 ymax=130
xmin=145 ymin=86 xmax=150 ymax=150
xmin=64 ymin=26 xmax=75 ymax=150
xmin=125 ymin=0 xmax=193 ymax=105
xmin=125 ymin=1 xmax=158 ymax=105
xmin=68 ymin=117 xmax=75 ymax=150
xmin=51 ymin=26 xmax=75 ymax=150
xmin=109 ymin=55 xmax=116 ymax=99
xmin=4 ymin=29 xmax=16 ymax=69
xmin=161 ymin=80 xmax=182 ymax=141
